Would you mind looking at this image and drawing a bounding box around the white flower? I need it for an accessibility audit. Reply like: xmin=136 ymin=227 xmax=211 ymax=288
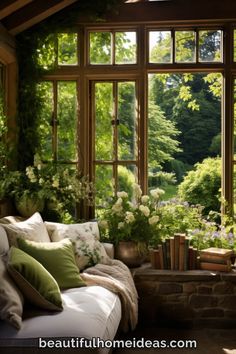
xmin=133 ymin=183 xmax=142 ymax=198
xmin=52 ymin=178 xmax=59 ymax=188
xmin=139 ymin=205 xmax=150 ymax=217
xmin=99 ymin=220 xmax=108 ymax=229
xmin=125 ymin=211 xmax=135 ymax=224
xmin=39 ymin=178 xmax=44 ymax=185
xmin=117 ymin=191 xmax=128 ymax=199
xmin=141 ymin=195 xmax=149 ymax=204
xmin=118 ymin=222 xmax=125 ymax=229
xmin=26 ymin=166 xmax=37 ymax=183
xmin=112 ymin=203 xmax=123 ymax=213
xmin=148 ymin=215 xmax=160 ymax=225
xmin=116 ymin=197 xmax=123 ymax=206
xmin=128 ymin=201 xmax=136 ymax=210
xmin=150 ymin=188 xmax=165 ymax=199
xmin=37 ymin=164 xmax=42 ymax=170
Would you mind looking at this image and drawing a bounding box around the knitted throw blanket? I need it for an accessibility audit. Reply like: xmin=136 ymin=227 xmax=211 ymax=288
xmin=81 ymin=259 xmax=138 ymax=332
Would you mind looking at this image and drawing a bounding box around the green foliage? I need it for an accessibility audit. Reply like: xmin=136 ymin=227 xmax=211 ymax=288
xmin=150 ymin=200 xmax=203 ymax=247
xmin=178 ymin=157 xmax=221 ymax=214
xmin=148 ymin=101 xmax=181 ymax=169
xmin=0 ymin=154 xmax=94 ymax=221
xmin=16 ymin=0 xmax=122 ymax=169
xmin=118 ymin=166 xmax=136 ymax=197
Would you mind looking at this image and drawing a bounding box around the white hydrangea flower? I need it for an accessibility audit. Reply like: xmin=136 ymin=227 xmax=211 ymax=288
xmin=148 ymin=215 xmax=160 ymax=225
xmin=118 ymin=222 xmax=125 ymax=229
xmin=150 ymin=188 xmax=165 ymax=199
xmin=39 ymin=178 xmax=44 ymax=185
xmin=141 ymin=195 xmax=149 ymax=204
xmin=125 ymin=211 xmax=135 ymax=224
xmin=112 ymin=203 xmax=123 ymax=213
xmin=133 ymin=183 xmax=142 ymax=198
xmin=52 ymin=178 xmax=59 ymax=188
xmin=117 ymin=191 xmax=128 ymax=199
xmin=139 ymin=205 xmax=150 ymax=217
xmin=116 ymin=197 xmax=123 ymax=206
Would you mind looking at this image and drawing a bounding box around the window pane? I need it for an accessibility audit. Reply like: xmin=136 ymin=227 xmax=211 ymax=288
xmin=175 ymin=31 xmax=196 ymax=63
xmin=118 ymin=165 xmax=137 ymax=198
xmin=37 ymin=81 xmax=53 ymax=160
xmin=95 ymin=82 xmax=113 ymax=160
xmin=58 ymin=33 xmax=78 ymax=65
xmin=199 ymin=30 xmax=222 ymax=62
xmin=234 ymin=30 xmax=236 ymax=62
xmin=149 ymin=31 xmax=172 ymax=63
xmin=148 ymin=73 xmax=222 ymax=214
xmin=118 ymin=82 xmax=137 ymax=160
xmin=95 ymin=165 xmax=113 ymax=214
xmin=115 ymin=32 xmax=137 ymax=64
xmin=234 ymin=79 xmax=236 ymax=157
xmin=57 ymin=81 xmax=77 ymax=161
xmin=89 ymin=32 xmax=111 ymax=65
xmin=37 ymin=34 xmax=56 ymax=69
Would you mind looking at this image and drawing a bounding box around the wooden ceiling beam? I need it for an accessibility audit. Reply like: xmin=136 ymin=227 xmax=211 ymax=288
xmin=0 ymin=0 xmax=33 ymax=20
xmin=3 ymin=0 xmax=78 ymax=35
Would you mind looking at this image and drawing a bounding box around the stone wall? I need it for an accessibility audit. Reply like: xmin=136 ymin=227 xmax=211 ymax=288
xmin=132 ymin=264 xmax=236 ymax=328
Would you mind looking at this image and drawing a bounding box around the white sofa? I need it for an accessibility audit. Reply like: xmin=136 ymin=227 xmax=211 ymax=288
xmin=0 ymin=216 xmax=123 ymax=354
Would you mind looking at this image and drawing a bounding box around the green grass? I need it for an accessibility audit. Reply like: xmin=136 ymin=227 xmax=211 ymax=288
xmin=162 ymin=184 xmax=178 ymax=200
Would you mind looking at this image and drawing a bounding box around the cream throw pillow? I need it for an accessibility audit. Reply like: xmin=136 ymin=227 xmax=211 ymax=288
xmin=45 ymin=221 xmax=111 ymax=270
xmin=0 ymin=257 xmax=24 ymax=329
xmin=2 ymin=212 xmax=50 ymax=247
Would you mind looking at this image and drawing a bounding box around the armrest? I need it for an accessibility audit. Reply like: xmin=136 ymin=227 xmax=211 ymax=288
xmin=102 ymin=242 xmax=114 ymax=259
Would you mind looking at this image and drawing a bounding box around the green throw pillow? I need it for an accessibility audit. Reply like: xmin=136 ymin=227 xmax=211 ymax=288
xmin=17 ymin=238 xmax=86 ymax=289
xmin=7 ymin=247 xmax=63 ymax=311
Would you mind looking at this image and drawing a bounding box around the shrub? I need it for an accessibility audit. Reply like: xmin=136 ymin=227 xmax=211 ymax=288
xmin=178 ymin=157 xmax=221 ymax=214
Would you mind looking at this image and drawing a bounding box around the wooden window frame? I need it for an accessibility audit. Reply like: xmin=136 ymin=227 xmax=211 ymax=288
xmin=41 ymin=22 xmax=236 ymax=217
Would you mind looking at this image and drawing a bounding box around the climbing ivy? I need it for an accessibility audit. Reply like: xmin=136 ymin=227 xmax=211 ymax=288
xmin=15 ymin=0 xmax=123 ymax=169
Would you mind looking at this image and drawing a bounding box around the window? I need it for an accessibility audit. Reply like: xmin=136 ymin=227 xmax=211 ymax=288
xmin=175 ymin=31 xmax=196 ymax=63
xmin=37 ymin=81 xmax=78 ymax=162
xmin=58 ymin=33 xmax=78 ymax=65
xmin=148 ymin=29 xmax=223 ymax=63
xmin=89 ymin=31 xmax=137 ymax=65
xmin=37 ymin=24 xmax=235 ymax=217
xmin=148 ymin=73 xmax=222 ymax=211
xmin=149 ymin=31 xmax=172 ymax=63
xmin=91 ymin=81 xmax=138 ymax=213
xmin=37 ymin=33 xmax=78 ymax=68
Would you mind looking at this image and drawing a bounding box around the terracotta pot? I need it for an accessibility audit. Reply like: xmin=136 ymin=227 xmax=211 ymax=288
xmin=15 ymin=195 xmax=44 ymax=217
xmin=115 ymin=241 xmax=147 ymax=268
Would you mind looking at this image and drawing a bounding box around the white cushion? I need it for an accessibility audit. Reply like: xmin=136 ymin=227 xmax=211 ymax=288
xmin=2 ymin=213 xmax=50 ymax=247
xmin=0 ymin=226 xmax=9 ymax=256
xmin=0 ymin=286 xmax=121 ymax=341
xmin=45 ymin=221 xmax=111 ymax=270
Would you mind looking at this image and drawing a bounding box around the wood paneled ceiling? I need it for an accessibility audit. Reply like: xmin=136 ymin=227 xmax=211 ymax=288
xmin=0 ymin=0 xmax=79 ymax=35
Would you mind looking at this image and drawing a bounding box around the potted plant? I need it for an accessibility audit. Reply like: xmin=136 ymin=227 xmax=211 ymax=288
xmin=99 ymin=184 xmax=164 ymax=267
xmin=0 ymin=154 xmax=94 ymax=221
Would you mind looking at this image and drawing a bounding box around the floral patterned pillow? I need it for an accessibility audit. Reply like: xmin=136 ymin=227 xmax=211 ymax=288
xmin=45 ymin=221 xmax=111 ymax=270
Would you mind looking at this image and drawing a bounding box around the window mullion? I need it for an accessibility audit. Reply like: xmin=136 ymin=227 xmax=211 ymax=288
xmin=52 ymin=81 xmax=58 ymax=162
xmin=113 ymin=81 xmax=118 ymax=194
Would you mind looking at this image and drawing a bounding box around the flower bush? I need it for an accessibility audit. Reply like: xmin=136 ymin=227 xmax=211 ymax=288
xmin=188 ymin=212 xmax=236 ymax=251
xmin=0 ymin=154 xmax=94 ymax=221
xmin=99 ymin=184 xmax=164 ymax=245
xmin=99 ymin=185 xmax=236 ymax=252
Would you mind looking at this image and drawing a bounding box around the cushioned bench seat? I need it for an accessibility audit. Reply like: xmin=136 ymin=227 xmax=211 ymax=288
xmin=0 ymin=285 xmax=121 ymax=345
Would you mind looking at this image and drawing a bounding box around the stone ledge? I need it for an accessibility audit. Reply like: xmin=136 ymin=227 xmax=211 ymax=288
xmin=132 ymin=263 xmax=236 ymax=282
